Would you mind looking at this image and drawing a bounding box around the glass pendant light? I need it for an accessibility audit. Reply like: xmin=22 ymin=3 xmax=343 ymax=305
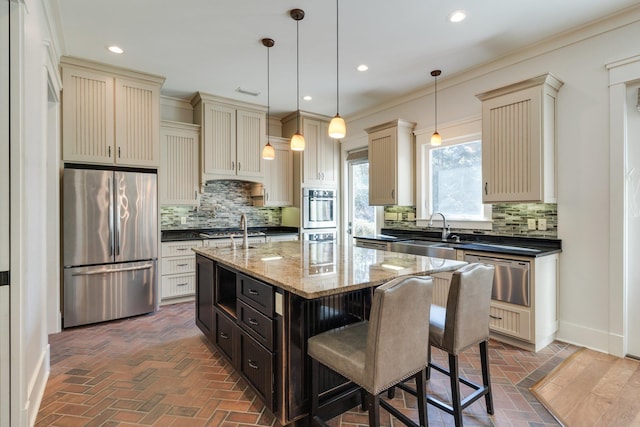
xmin=261 ymin=38 xmax=275 ymax=160
xmin=328 ymin=0 xmax=346 ymax=139
xmin=290 ymin=9 xmax=305 ymax=151
xmin=431 ymin=69 xmax=442 ymax=146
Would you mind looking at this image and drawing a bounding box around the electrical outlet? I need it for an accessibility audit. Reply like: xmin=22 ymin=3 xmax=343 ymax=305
xmin=180 ymin=216 xmax=187 ymax=225
xmin=538 ymin=218 xmax=547 ymax=231
xmin=527 ymin=219 xmax=537 ymax=230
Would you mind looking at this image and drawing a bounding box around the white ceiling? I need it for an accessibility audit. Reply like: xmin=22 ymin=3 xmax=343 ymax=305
xmin=53 ymin=0 xmax=639 ymax=119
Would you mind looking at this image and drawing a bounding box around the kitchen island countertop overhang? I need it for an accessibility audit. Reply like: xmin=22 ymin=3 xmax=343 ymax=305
xmin=192 ymin=240 xmax=467 ymax=299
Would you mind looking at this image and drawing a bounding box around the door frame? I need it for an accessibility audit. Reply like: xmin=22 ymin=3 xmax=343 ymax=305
xmin=607 ymin=54 xmax=640 ymax=357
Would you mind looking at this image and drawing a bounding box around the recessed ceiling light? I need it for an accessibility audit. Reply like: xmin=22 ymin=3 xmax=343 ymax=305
xmin=107 ymin=45 xmax=124 ymax=54
xmin=357 ymin=64 xmax=369 ymax=72
xmin=303 ymin=95 xmax=312 ymax=101
xmin=448 ymin=10 xmax=466 ymax=23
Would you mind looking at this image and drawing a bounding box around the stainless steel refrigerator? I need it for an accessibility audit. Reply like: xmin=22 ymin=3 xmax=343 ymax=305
xmin=63 ymin=167 xmax=157 ymax=328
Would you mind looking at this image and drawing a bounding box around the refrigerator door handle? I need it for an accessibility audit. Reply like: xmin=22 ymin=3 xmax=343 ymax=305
xmin=71 ymin=263 xmax=154 ymax=276
xmin=115 ymin=178 xmax=121 ymax=257
xmin=108 ymin=176 xmax=114 ymax=257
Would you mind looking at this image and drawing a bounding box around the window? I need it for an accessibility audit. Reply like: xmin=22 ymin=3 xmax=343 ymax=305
xmin=416 ymin=119 xmax=491 ymax=229
xmin=430 ymin=140 xmax=483 ymax=219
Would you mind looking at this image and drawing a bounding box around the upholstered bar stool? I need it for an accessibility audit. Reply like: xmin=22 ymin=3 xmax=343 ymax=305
xmin=426 ymin=263 xmax=495 ymax=427
xmin=308 ymin=276 xmax=434 ymax=427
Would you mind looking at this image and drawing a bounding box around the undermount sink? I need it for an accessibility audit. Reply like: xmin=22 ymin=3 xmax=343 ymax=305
xmin=388 ymin=240 xmax=457 ymax=260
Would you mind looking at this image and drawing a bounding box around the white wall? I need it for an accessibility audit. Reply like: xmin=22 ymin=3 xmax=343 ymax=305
xmin=9 ymin=0 xmax=62 ymax=424
xmin=341 ymin=8 xmax=640 ymax=355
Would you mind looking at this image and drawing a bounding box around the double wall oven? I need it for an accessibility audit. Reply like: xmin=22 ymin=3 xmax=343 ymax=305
xmin=302 ymin=188 xmax=336 ymax=230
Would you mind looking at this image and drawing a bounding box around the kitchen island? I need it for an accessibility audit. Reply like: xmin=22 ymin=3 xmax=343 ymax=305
xmin=193 ymin=240 xmax=466 ymax=425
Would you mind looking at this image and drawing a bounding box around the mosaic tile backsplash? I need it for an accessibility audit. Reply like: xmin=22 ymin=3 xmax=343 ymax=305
xmin=161 ymin=180 xmax=282 ymax=230
xmin=383 ymin=203 xmax=558 ymax=238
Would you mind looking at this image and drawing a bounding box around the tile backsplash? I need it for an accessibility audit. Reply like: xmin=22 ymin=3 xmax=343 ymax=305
xmin=383 ymin=203 xmax=557 ymax=238
xmin=161 ymin=180 xmax=282 ymax=230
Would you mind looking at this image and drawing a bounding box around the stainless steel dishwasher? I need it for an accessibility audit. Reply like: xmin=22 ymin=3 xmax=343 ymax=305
xmin=464 ymin=254 xmax=531 ymax=307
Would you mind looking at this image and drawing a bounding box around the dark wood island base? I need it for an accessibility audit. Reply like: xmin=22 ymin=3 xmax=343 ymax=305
xmin=194 ymin=241 xmax=465 ymax=425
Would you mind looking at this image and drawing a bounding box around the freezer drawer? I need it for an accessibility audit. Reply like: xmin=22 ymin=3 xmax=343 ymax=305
xmin=63 ymin=260 xmax=156 ymax=328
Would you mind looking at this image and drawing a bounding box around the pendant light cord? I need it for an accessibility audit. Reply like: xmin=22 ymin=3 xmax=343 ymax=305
xmin=296 ymin=18 xmax=300 ymax=134
xmin=336 ymin=0 xmax=339 ymax=116
xmin=434 ymin=73 xmax=437 ymax=132
xmin=266 ymin=44 xmax=270 ymax=139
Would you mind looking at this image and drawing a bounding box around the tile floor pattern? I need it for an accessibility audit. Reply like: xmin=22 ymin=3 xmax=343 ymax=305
xmin=37 ymin=302 xmax=578 ymax=427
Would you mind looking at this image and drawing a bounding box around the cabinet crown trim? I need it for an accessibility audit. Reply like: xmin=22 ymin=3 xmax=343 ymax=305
xmin=475 ymin=73 xmax=564 ymax=101
xmin=364 ymin=119 xmax=416 ymax=135
xmin=191 ymin=91 xmax=267 ymax=112
xmin=60 ymin=56 xmax=166 ymax=86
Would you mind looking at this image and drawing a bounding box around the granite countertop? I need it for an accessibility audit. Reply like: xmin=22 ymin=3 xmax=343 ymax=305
xmin=161 ymin=226 xmax=299 ymax=242
xmin=193 ymin=240 xmax=466 ymax=299
xmin=356 ymin=228 xmax=562 ymax=257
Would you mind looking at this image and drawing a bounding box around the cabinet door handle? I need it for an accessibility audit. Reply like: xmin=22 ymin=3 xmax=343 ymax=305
xmin=176 ymin=248 xmax=188 ymax=251
xmin=489 ymin=314 xmax=503 ymax=320
xmin=248 ymin=289 xmax=259 ymax=296
xmin=118 ymin=147 xmax=121 ymax=158
xmin=238 ymin=162 xmax=241 ymax=171
xmin=177 ymin=282 xmax=188 ymax=287
xmin=220 ymin=332 xmax=229 ymax=339
xmin=231 ymin=161 xmax=235 ymax=170
xmin=248 ymin=360 xmax=259 ymax=370
xmin=177 ymin=263 xmax=188 ymax=267
xmin=248 ymin=318 xmax=259 ymax=326
xmin=485 ymin=182 xmax=488 ymax=195
xmin=108 ymin=146 xmax=112 ymax=158
xmin=391 ymin=189 xmax=395 ymax=199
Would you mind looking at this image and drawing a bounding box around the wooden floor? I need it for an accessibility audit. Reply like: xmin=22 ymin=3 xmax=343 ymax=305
xmin=37 ymin=301 xmax=584 ymax=427
xmin=531 ymin=348 xmax=640 ymax=427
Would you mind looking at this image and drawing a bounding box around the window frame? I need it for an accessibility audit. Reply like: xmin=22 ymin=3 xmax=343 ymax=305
xmin=415 ymin=116 xmax=492 ymax=230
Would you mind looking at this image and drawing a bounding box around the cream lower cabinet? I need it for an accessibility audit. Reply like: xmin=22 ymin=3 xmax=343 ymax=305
xmin=160 ymin=240 xmax=202 ymax=304
xmin=160 ymin=121 xmax=200 ymax=205
xmin=61 ymin=57 xmax=164 ymax=168
xmin=192 ymin=93 xmax=266 ymax=183
xmin=261 ymin=138 xmax=293 ymax=207
xmin=365 ymin=119 xmax=416 ymax=206
xmin=476 ymin=73 xmax=563 ymax=203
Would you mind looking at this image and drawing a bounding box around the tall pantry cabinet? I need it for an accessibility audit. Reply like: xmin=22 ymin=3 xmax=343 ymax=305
xmin=60 ymin=56 xmax=164 ymax=168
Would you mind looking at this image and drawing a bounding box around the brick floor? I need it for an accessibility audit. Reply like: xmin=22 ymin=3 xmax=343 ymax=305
xmin=37 ymin=302 xmax=578 ymax=426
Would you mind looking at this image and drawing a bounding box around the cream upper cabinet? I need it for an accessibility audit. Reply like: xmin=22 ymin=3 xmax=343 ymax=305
xmin=476 ymin=73 xmax=563 ymax=203
xmin=61 ymin=57 xmax=164 ymax=168
xmin=262 ymin=138 xmax=293 ymax=207
xmin=192 ymin=93 xmax=266 ymax=183
xmin=365 ymin=119 xmax=416 ymax=206
xmin=160 ymin=121 xmax=200 ymax=205
xmin=282 ymin=112 xmax=339 ymax=188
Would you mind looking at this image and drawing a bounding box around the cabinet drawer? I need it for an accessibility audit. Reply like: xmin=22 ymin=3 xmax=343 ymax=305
xmin=214 ymin=308 xmax=237 ymax=364
xmin=489 ymin=302 xmax=532 ymax=341
xmin=161 ymin=255 xmax=196 ymax=275
xmin=161 ymin=240 xmax=202 ymax=257
xmin=239 ymin=330 xmax=274 ymax=410
xmin=161 ymin=274 xmax=195 ymax=299
xmin=237 ymin=274 xmax=273 ymax=316
xmin=237 ymin=299 xmax=273 ymax=351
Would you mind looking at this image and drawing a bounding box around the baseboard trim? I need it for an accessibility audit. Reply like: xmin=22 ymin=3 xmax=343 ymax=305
xmin=556 ymin=320 xmax=623 ymax=356
xmin=26 ymin=344 xmax=50 ymax=426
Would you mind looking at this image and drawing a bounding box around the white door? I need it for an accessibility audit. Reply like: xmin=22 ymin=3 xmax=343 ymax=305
xmin=626 ymin=82 xmax=640 ymax=358
xmin=346 ymin=156 xmax=377 ymax=244
xmin=0 ymin=0 xmax=10 ymax=422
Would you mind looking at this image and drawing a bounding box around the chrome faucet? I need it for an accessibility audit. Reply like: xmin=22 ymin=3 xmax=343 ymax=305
xmin=429 ymin=212 xmax=450 ymax=241
xmin=239 ymin=213 xmax=249 ymax=249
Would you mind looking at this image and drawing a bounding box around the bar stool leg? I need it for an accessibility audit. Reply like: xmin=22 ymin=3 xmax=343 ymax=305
xmin=448 ymin=354 xmax=463 ymax=427
xmin=480 ymin=340 xmax=494 ymax=414
xmin=367 ymin=393 xmax=381 ymax=427
xmin=415 ymin=370 xmax=429 ymax=427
